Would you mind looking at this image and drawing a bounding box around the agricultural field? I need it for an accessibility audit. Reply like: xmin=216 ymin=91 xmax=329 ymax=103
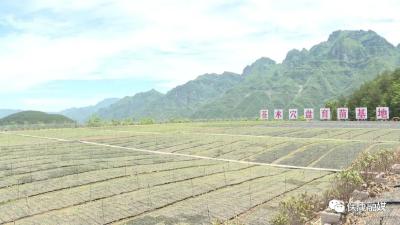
xmin=0 ymin=121 xmax=399 ymax=225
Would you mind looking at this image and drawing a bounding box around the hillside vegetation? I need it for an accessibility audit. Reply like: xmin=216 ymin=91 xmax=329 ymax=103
xmin=97 ymin=72 xmax=243 ymax=120
xmin=327 ymin=69 xmax=400 ymax=119
xmin=0 ymin=111 xmax=75 ymax=125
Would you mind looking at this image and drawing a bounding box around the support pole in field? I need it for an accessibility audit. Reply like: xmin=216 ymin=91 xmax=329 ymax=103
xmin=25 ymin=196 xmax=29 ymax=211
xmin=124 ymin=161 xmax=127 ymax=176
xmin=101 ymin=199 xmax=105 ymax=223
xmin=135 ymin=171 xmax=140 ymax=188
xmin=190 ymin=178 xmax=194 ymax=197
xmin=207 ymin=204 xmax=211 ymax=223
xmin=86 ymin=184 xmax=90 ymax=201
xmin=248 ymin=183 xmax=252 ymax=208
xmin=29 ymin=165 xmax=33 ymax=182
xmin=230 ymin=136 xmax=233 ymax=152
xmin=147 ymin=184 xmax=152 ymax=206
xmin=284 ymin=175 xmax=287 ymax=192
xmin=76 ymin=164 xmax=79 ymax=180
xmin=223 ymin=166 xmax=227 ymax=185
xmin=17 ymin=180 xmax=20 ymax=198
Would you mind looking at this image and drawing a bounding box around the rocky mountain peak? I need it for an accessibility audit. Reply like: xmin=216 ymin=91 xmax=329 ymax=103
xmin=242 ymin=57 xmax=276 ymax=76
xmin=283 ymin=48 xmax=309 ymax=66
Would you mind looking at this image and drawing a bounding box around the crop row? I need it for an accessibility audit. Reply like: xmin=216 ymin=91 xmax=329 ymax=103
xmin=91 ymin=133 xmax=397 ymax=170
xmin=1 ymin=164 xmax=331 ymax=225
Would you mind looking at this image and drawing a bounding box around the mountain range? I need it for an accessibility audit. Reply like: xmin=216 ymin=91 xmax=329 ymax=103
xmin=192 ymin=30 xmax=400 ymax=119
xmin=94 ymin=30 xmax=400 ymax=121
xmin=97 ymin=72 xmax=243 ymax=121
xmin=60 ymin=98 xmax=119 ymax=123
xmin=4 ymin=29 xmax=399 ymax=123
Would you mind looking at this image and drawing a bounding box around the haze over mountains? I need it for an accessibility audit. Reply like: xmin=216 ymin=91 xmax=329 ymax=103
xmin=0 ymin=109 xmax=21 ymax=119
xmin=97 ymin=72 xmax=243 ymax=121
xmin=7 ymin=29 xmax=399 ymax=123
xmin=61 ymin=98 xmax=120 ymax=123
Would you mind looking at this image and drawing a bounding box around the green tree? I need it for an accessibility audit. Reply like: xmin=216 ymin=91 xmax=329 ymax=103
xmin=140 ymin=118 xmax=154 ymax=125
xmin=327 ymin=69 xmax=400 ymax=120
xmin=86 ymin=115 xmax=103 ymax=127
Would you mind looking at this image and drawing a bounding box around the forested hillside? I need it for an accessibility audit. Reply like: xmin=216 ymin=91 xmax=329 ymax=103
xmin=0 ymin=111 xmax=75 ymax=125
xmin=326 ymin=69 xmax=400 ymax=120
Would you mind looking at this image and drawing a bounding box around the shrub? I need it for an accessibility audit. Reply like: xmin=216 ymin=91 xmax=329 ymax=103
xmin=297 ymin=115 xmax=306 ymax=121
xmin=323 ymin=149 xmax=399 ymax=204
xmin=351 ymin=151 xmax=377 ymax=181
xmin=86 ymin=115 xmax=103 ymax=127
xmin=168 ymin=118 xmax=190 ymax=123
xmin=327 ymin=169 xmax=363 ymax=201
xmin=271 ymin=192 xmax=322 ymax=225
xmin=374 ymin=149 xmax=397 ymax=172
xmin=139 ymin=118 xmax=154 ymax=125
xmin=111 ymin=119 xmax=121 ymax=126
xmin=270 ymin=213 xmax=289 ymax=225
xmin=351 ymin=149 xmax=398 ymax=181
xmin=122 ymin=118 xmax=134 ymax=125
xmin=394 ymin=149 xmax=400 ymax=162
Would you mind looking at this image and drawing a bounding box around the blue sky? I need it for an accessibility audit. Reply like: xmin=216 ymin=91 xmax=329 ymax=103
xmin=1 ymin=0 xmax=400 ymax=111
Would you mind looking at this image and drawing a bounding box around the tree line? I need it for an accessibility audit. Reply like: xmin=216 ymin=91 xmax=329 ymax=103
xmin=326 ymin=69 xmax=400 ymax=120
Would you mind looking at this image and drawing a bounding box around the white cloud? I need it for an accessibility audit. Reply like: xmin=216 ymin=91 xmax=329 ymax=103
xmin=0 ymin=0 xmax=400 ymax=96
